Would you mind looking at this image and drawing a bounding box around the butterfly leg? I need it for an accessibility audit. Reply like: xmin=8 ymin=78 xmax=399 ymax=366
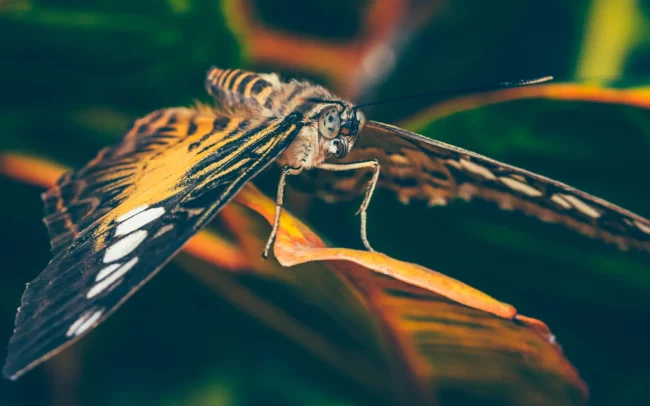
xmin=318 ymin=160 xmax=380 ymax=252
xmin=262 ymin=166 xmax=303 ymax=259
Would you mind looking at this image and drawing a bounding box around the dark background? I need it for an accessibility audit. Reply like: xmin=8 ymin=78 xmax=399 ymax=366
xmin=1 ymin=0 xmax=650 ymax=405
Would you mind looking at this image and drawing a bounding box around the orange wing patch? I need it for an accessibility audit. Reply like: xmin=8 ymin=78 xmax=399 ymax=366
xmin=41 ymin=107 xmax=246 ymax=254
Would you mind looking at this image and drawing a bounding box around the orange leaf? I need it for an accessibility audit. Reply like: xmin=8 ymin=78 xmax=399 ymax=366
xmin=0 ymin=153 xmax=70 ymax=189
xmin=233 ymin=184 xmax=517 ymax=319
xmin=402 ymin=82 xmax=650 ymax=131
xmin=218 ymin=185 xmax=588 ymax=404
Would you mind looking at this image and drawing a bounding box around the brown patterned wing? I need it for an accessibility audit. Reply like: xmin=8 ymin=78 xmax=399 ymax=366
xmin=302 ymin=120 xmax=650 ymax=253
xmin=3 ymin=107 xmax=303 ymax=380
xmin=41 ymin=107 xmax=202 ymax=255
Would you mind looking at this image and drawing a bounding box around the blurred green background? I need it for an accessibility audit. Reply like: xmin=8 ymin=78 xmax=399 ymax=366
xmin=1 ymin=0 xmax=650 ymax=405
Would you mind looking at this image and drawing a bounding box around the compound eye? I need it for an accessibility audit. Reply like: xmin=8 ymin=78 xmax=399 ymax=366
xmin=331 ymin=139 xmax=348 ymax=159
xmin=355 ymin=110 xmax=366 ymax=130
xmin=319 ymin=107 xmax=340 ymax=139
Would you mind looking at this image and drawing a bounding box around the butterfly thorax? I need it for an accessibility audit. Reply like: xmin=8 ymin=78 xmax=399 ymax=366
xmin=205 ymin=67 xmax=365 ymax=170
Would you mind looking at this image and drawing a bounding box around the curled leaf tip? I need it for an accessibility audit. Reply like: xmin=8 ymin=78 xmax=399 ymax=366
xmin=234 ymin=183 xmax=518 ymax=319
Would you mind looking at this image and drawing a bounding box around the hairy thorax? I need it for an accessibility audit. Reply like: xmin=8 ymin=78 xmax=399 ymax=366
xmin=276 ymin=124 xmax=332 ymax=169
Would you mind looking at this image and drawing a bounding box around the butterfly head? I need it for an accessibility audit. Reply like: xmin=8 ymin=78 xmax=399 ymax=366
xmin=314 ymin=101 xmax=366 ymax=160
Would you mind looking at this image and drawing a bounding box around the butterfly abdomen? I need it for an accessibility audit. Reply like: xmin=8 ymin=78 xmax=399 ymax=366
xmin=205 ymin=67 xmax=282 ymax=109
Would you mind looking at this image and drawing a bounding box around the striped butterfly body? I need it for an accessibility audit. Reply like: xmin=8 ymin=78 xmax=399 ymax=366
xmin=4 ymin=68 xmax=650 ymax=380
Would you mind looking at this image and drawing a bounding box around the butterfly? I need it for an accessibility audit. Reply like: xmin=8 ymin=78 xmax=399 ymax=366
xmin=3 ymin=67 xmax=650 ymax=380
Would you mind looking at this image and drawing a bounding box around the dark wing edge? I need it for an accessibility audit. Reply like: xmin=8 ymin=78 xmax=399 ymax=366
xmin=3 ymin=110 xmax=303 ymax=380
xmin=302 ymin=120 xmax=650 ymax=254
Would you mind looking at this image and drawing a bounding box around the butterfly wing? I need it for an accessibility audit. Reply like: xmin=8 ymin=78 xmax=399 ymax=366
xmin=302 ymin=120 xmax=650 ymax=253
xmin=3 ymin=107 xmax=303 ymax=380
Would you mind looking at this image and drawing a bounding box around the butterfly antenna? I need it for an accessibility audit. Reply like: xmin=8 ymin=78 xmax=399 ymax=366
xmin=353 ymin=76 xmax=553 ymax=110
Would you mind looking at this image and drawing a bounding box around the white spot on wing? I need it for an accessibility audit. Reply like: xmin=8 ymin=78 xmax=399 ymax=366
xmin=389 ymin=154 xmax=409 ymax=165
xmin=459 ymin=159 xmax=496 ymax=180
xmin=559 ymin=194 xmax=601 ymax=218
xmin=446 ymin=159 xmax=461 ymax=169
xmin=72 ymin=309 xmax=104 ymax=337
xmin=87 ymin=257 xmax=139 ymax=298
xmin=66 ymin=308 xmax=104 ymax=337
xmin=116 ymin=204 xmax=149 ymax=223
xmin=634 ymin=220 xmax=650 ymax=234
xmin=95 ymin=263 xmax=121 ymax=282
xmin=103 ymin=230 xmax=148 ymax=263
xmin=499 ymin=177 xmax=543 ymax=197
xmin=551 ymin=194 xmax=572 ymax=209
xmin=153 ymin=224 xmax=175 ymax=239
xmin=115 ymin=207 xmax=165 ymax=237
xmin=66 ymin=310 xmax=92 ymax=337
